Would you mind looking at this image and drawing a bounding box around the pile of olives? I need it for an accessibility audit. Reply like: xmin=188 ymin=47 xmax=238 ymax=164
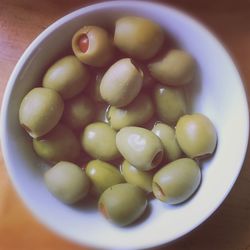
xmin=19 ymin=16 xmax=217 ymax=227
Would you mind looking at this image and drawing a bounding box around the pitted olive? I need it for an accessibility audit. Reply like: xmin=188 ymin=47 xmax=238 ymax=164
xmin=175 ymin=113 xmax=217 ymax=158
xmin=114 ymin=16 xmax=164 ymax=60
xmin=86 ymin=160 xmax=124 ymax=195
xmin=107 ymin=93 xmax=154 ymax=130
xmin=81 ymin=122 xmax=120 ymax=161
xmin=148 ymin=49 xmax=196 ymax=86
xmin=116 ymin=126 xmax=163 ymax=171
xmin=19 ymin=87 xmax=64 ymax=138
xmin=152 ymin=122 xmax=182 ymax=161
xmin=33 ymin=123 xmax=81 ymax=163
xmin=121 ymin=160 xmax=153 ymax=192
xmin=44 ymin=161 xmax=90 ymax=204
xmin=152 ymin=158 xmax=201 ymax=204
xmin=72 ymin=26 xmax=114 ymax=67
xmin=100 ymin=58 xmax=143 ymax=107
xmin=43 ymin=55 xmax=89 ymax=99
xmin=154 ymin=84 xmax=187 ymax=125
xmin=62 ymin=94 xmax=95 ymax=130
xmin=98 ymin=183 xmax=148 ymax=226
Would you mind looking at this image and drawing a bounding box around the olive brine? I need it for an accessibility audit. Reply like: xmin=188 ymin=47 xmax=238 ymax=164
xmin=19 ymin=16 xmax=217 ymax=226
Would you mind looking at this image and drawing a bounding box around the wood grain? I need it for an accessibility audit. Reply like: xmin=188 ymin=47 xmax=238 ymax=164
xmin=0 ymin=1 xmax=250 ymax=249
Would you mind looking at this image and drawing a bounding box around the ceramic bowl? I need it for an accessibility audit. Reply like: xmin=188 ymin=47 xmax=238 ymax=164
xmin=1 ymin=1 xmax=249 ymax=249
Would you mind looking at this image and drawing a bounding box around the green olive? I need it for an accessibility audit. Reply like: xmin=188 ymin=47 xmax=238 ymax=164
xmin=114 ymin=16 xmax=164 ymax=60
xmin=72 ymin=26 xmax=114 ymax=67
xmin=62 ymin=94 xmax=95 ymax=130
xmin=100 ymin=58 xmax=143 ymax=107
xmin=33 ymin=124 xmax=81 ymax=163
xmin=121 ymin=160 xmax=153 ymax=192
xmin=81 ymin=122 xmax=120 ymax=161
xmin=19 ymin=87 xmax=64 ymax=138
xmin=86 ymin=160 xmax=124 ymax=195
xmin=98 ymin=183 xmax=147 ymax=226
xmin=148 ymin=49 xmax=196 ymax=86
xmin=44 ymin=161 xmax=90 ymax=204
xmin=154 ymin=84 xmax=187 ymax=125
xmin=43 ymin=55 xmax=90 ymax=99
xmin=152 ymin=122 xmax=182 ymax=161
xmin=107 ymin=93 xmax=154 ymax=130
xmin=152 ymin=158 xmax=201 ymax=204
xmin=116 ymin=126 xmax=163 ymax=171
xmin=175 ymin=113 xmax=217 ymax=158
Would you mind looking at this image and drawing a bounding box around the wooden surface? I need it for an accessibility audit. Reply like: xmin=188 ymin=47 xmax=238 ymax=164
xmin=0 ymin=0 xmax=250 ymax=249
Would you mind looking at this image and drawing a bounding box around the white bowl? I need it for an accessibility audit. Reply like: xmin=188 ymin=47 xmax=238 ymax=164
xmin=1 ymin=1 xmax=249 ymax=249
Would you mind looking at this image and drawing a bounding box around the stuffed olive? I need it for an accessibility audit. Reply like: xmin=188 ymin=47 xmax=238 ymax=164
xmin=19 ymin=87 xmax=64 ymax=139
xmin=62 ymin=94 xmax=95 ymax=130
xmin=100 ymin=58 xmax=143 ymax=107
xmin=107 ymin=93 xmax=154 ymax=130
xmin=43 ymin=55 xmax=90 ymax=99
xmin=33 ymin=124 xmax=81 ymax=163
xmin=86 ymin=160 xmax=124 ymax=195
xmin=152 ymin=122 xmax=183 ymax=161
xmin=116 ymin=126 xmax=163 ymax=171
xmin=98 ymin=183 xmax=148 ymax=226
xmin=121 ymin=160 xmax=153 ymax=192
xmin=44 ymin=161 xmax=90 ymax=204
xmin=81 ymin=122 xmax=120 ymax=161
xmin=72 ymin=26 xmax=114 ymax=67
xmin=154 ymin=84 xmax=187 ymax=125
xmin=114 ymin=16 xmax=164 ymax=60
xmin=148 ymin=49 xmax=196 ymax=86
xmin=175 ymin=113 xmax=217 ymax=158
xmin=152 ymin=158 xmax=201 ymax=204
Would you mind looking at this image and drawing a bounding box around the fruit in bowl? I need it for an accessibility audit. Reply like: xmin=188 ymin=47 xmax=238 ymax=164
xmin=1 ymin=1 xmax=248 ymax=250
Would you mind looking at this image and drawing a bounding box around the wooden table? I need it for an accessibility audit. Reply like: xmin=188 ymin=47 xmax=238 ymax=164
xmin=0 ymin=1 xmax=250 ymax=249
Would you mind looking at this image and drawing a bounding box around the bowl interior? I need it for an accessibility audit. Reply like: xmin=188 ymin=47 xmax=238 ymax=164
xmin=1 ymin=1 xmax=249 ymax=250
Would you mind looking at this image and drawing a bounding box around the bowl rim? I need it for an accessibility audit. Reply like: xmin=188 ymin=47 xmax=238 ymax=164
xmin=1 ymin=1 xmax=249 ymax=249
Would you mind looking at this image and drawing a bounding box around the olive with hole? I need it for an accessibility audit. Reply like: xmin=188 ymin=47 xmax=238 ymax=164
xmin=98 ymin=183 xmax=148 ymax=226
xmin=152 ymin=122 xmax=182 ymax=161
xmin=154 ymin=84 xmax=187 ymax=125
xmin=62 ymin=94 xmax=95 ymax=130
xmin=81 ymin=122 xmax=120 ymax=161
xmin=107 ymin=93 xmax=154 ymax=130
xmin=43 ymin=55 xmax=90 ymax=99
xmin=114 ymin=16 xmax=164 ymax=60
xmin=44 ymin=161 xmax=90 ymax=204
xmin=148 ymin=49 xmax=196 ymax=86
xmin=19 ymin=87 xmax=64 ymax=139
xmin=121 ymin=160 xmax=153 ymax=192
xmin=175 ymin=113 xmax=217 ymax=158
xmin=72 ymin=26 xmax=114 ymax=67
xmin=152 ymin=158 xmax=201 ymax=204
xmin=100 ymin=58 xmax=143 ymax=107
xmin=86 ymin=160 xmax=124 ymax=195
xmin=33 ymin=124 xmax=81 ymax=163
xmin=116 ymin=126 xmax=163 ymax=171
